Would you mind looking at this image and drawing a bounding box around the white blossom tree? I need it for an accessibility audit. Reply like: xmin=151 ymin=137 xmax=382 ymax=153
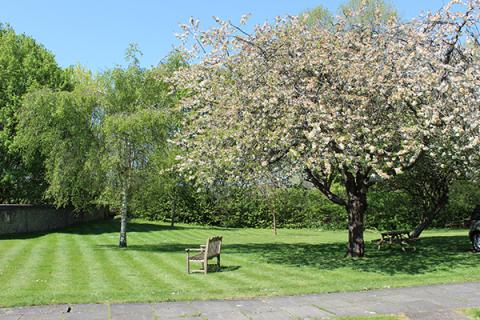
xmin=174 ymin=1 xmax=480 ymax=257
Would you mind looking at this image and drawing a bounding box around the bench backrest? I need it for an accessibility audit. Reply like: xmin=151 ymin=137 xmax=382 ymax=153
xmin=205 ymin=236 xmax=222 ymax=259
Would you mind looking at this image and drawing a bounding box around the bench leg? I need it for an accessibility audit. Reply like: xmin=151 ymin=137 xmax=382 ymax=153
xmin=186 ymin=254 xmax=190 ymax=274
xmin=203 ymin=262 xmax=207 ymax=275
xmin=217 ymin=255 xmax=220 ymax=268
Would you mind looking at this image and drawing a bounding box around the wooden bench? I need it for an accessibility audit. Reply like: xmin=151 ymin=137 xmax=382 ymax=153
xmin=372 ymin=230 xmax=419 ymax=252
xmin=185 ymin=236 xmax=222 ymax=274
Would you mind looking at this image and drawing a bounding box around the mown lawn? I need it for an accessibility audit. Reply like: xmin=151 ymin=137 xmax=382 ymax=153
xmin=0 ymin=219 xmax=479 ymax=307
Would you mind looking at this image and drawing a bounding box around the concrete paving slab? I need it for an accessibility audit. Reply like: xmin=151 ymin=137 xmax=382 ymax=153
xmin=227 ymin=300 xmax=277 ymax=315
xmin=243 ymin=310 xmax=293 ymax=320
xmin=0 ymin=304 xmax=67 ymax=316
xmin=110 ymin=303 xmax=154 ymax=315
xmin=111 ymin=313 xmax=155 ymax=320
xmin=406 ymin=310 xmax=469 ymax=320
xmin=200 ymin=310 xmax=249 ymax=320
xmin=17 ymin=314 xmax=62 ymax=320
xmin=401 ymin=300 xmax=446 ymax=313
xmin=279 ymin=304 xmax=333 ymax=318
xmin=60 ymin=303 xmax=109 ymax=320
xmin=152 ymin=301 xmax=201 ymax=318
xmin=326 ymin=306 xmax=380 ymax=318
xmin=189 ymin=300 xmax=238 ymax=312
xmin=0 ymin=315 xmax=21 ymax=320
xmin=304 ymin=297 xmax=355 ymax=309
xmin=65 ymin=313 xmax=106 ymax=320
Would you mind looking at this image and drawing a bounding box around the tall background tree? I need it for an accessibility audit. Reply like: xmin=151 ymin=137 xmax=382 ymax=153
xmin=0 ymin=23 xmax=71 ymax=203
xmin=15 ymin=68 xmax=103 ymax=209
xmin=339 ymin=0 xmax=397 ymax=26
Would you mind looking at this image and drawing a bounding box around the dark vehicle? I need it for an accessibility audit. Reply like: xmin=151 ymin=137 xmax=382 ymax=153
xmin=469 ymin=205 xmax=480 ymax=252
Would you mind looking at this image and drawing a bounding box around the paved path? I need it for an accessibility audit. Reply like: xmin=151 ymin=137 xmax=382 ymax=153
xmin=1 ymin=282 xmax=480 ymax=319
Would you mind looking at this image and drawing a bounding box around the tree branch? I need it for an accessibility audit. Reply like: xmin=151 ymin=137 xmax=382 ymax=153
xmin=305 ymin=167 xmax=347 ymax=207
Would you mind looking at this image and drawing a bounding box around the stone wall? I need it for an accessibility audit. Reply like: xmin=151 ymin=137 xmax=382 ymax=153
xmin=0 ymin=205 xmax=110 ymax=235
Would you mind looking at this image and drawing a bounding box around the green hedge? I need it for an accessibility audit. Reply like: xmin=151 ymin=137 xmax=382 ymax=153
xmin=131 ymin=181 xmax=479 ymax=230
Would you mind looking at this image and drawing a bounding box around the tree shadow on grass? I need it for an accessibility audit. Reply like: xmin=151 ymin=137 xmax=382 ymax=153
xmin=60 ymin=219 xmax=186 ymax=235
xmin=0 ymin=231 xmax=46 ymax=240
xmin=99 ymin=235 xmax=480 ymax=276
xmin=187 ymin=265 xmax=242 ymax=274
xmin=225 ymin=236 xmax=479 ymax=275
xmin=59 ymin=219 xmax=234 ymax=235
xmin=0 ymin=220 xmax=199 ymax=239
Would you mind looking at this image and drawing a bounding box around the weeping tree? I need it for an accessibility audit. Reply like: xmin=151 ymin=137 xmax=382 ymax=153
xmin=16 ymin=48 xmax=183 ymax=248
xmin=15 ymin=68 xmax=103 ymax=209
xmin=174 ymin=1 xmax=480 ymax=257
xmin=0 ymin=23 xmax=71 ymax=203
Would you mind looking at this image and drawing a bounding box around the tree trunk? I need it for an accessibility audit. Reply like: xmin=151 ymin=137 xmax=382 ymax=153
xmin=270 ymin=190 xmax=278 ymax=236
xmin=171 ymin=192 xmax=176 ymax=227
xmin=119 ymin=186 xmax=128 ymax=248
xmin=345 ymin=173 xmax=368 ymax=258
xmin=305 ymin=167 xmax=369 ymax=257
xmin=410 ymin=189 xmax=449 ymax=239
xmin=272 ymin=210 xmax=277 ymax=236
xmin=346 ymin=196 xmax=367 ymax=257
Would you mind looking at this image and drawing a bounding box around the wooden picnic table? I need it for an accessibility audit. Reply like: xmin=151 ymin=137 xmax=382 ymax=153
xmin=373 ymin=230 xmax=418 ymax=251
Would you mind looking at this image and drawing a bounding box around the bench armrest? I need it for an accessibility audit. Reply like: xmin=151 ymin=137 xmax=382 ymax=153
xmin=185 ymin=248 xmax=205 ymax=252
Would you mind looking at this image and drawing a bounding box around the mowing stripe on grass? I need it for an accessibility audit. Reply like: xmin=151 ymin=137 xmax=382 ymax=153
xmin=65 ymin=233 xmax=93 ymax=291
xmin=84 ymin=233 xmax=137 ymax=295
xmin=135 ymin=223 xmax=319 ymax=293
xmin=216 ymin=254 xmax=289 ymax=290
xmin=0 ymin=239 xmax=21 ymax=260
xmin=79 ymin=231 xmax=130 ymax=299
xmin=0 ymin=238 xmax=30 ymax=268
xmin=114 ymin=246 xmax=173 ymax=293
xmin=1 ymin=235 xmax=47 ymax=289
xmin=5 ymin=234 xmax=52 ymax=296
xmin=23 ymin=234 xmax=61 ymax=297
xmin=91 ymin=230 xmax=166 ymax=297
xmin=47 ymin=232 xmax=72 ymax=296
xmin=131 ymin=232 xmax=211 ymax=292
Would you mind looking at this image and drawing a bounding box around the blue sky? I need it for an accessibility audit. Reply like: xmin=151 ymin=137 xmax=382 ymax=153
xmin=0 ymin=0 xmax=448 ymax=72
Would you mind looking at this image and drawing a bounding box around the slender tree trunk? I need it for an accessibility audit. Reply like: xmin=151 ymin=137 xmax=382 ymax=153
xmin=345 ymin=173 xmax=368 ymax=258
xmin=119 ymin=186 xmax=128 ymax=248
xmin=270 ymin=189 xmax=278 ymax=236
xmin=171 ymin=192 xmax=176 ymax=227
xmin=272 ymin=210 xmax=277 ymax=236
xmin=410 ymin=190 xmax=449 ymax=239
